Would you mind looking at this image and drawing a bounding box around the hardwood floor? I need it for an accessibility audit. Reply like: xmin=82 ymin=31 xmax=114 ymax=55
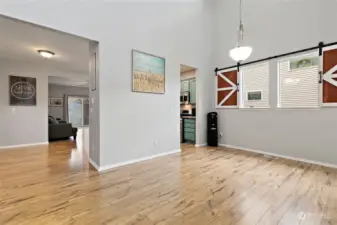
xmin=0 ymin=140 xmax=337 ymax=225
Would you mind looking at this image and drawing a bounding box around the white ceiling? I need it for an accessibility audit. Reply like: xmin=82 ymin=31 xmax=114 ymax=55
xmin=48 ymin=76 xmax=89 ymax=88
xmin=180 ymin=64 xmax=196 ymax=73
xmin=0 ymin=15 xmax=90 ymax=84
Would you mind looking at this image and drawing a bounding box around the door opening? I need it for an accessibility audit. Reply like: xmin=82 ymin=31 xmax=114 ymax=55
xmin=180 ymin=64 xmax=197 ymax=150
xmin=67 ymin=96 xmax=90 ymax=127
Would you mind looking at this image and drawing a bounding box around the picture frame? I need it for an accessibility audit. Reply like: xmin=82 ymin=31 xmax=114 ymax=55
xmin=288 ymin=54 xmax=319 ymax=71
xmin=9 ymin=75 xmax=37 ymax=106
xmin=247 ymin=90 xmax=262 ymax=101
xmin=49 ymin=97 xmax=63 ymax=107
xmin=91 ymin=53 xmax=97 ymax=91
xmin=132 ymin=49 xmax=165 ymax=94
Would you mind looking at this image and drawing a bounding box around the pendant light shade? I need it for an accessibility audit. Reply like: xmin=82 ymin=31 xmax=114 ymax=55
xmin=229 ymin=0 xmax=252 ymax=62
xmin=229 ymin=46 xmax=252 ymax=62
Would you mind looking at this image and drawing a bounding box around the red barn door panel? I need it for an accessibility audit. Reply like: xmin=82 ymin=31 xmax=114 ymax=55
xmin=216 ymin=70 xmax=238 ymax=107
xmin=323 ymin=48 xmax=337 ymax=104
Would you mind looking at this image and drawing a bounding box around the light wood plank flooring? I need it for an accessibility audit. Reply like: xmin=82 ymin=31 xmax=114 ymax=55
xmin=0 ymin=140 xmax=336 ymax=224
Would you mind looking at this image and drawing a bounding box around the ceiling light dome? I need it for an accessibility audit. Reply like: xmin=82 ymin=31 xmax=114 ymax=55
xmin=38 ymin=50 xmax=55 ymax=58
xmin=230 ymin=46 xmax=252 ymax=62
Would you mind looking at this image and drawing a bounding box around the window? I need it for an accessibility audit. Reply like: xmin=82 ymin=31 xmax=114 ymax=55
xmin=289 ymin=56 xmax=319 ymax=70
xmin=278 ymin=53 xmax=319 ymax=108
xmin=247 ymin=91 xmax=262 ymax=101
xmin=241 ymin=63 xmax=270 ymax=108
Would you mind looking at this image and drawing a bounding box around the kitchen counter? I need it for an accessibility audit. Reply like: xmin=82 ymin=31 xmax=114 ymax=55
xmin=181 ymin=116 xmax=196 ymax=119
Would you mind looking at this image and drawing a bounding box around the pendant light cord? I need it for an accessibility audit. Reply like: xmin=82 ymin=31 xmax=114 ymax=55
xmin=237 ymin=0 xmax=244 ymax=47
xmin=239 ymin=0 xmax=242 ymax=26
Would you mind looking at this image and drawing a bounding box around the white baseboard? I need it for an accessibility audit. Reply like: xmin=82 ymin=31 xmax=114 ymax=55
xmin=195 ymin=143 xmax=207 ymax=147
xmin=0 ymin=142 xmax=49 ymax=150
xmin=89 ymin=158 xmax=100 ymax=171
xmin=98 ymin=149 xmax=181 ymax=173
xmin=219 ymin=144 xmax=337 ymax=169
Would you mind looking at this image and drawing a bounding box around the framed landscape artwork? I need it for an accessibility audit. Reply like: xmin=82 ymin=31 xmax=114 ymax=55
xmin=49 ymin=97 xmax=63 ymax=107
xmin=132 ymin=50 xmax=165 ymax=94
xmin=9 ymin=75 xmax=37 ymax=106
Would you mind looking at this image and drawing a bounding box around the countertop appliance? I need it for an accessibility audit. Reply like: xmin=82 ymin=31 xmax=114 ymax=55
xmin=180 ymin=92 xmax=190 ymax=104
xmin=181 ymin=109 xmax=196 ymax=118
xmin=181 ymin=110 xmax=192 ymax=117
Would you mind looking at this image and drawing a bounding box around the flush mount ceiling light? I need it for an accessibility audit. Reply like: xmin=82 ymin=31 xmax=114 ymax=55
xmin=229 ymin=0 xmax=252 ymax=62
xmin=37 ymin=50 xmax=55 ymax=58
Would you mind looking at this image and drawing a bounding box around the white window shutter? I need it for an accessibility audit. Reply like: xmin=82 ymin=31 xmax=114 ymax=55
xmin=278 ymin=54 xmax=319 ymax=108
xmin=241 ymin=63 xmax=270 ymax=108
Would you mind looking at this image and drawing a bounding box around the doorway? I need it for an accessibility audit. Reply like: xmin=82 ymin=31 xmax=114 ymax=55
xmin=67 ymin=96 xmax=90 ymax=127
xmin=180 ymin=64 xmax=197 ymax=150
xmin=0 ymin=14 xmax=100 ymax=168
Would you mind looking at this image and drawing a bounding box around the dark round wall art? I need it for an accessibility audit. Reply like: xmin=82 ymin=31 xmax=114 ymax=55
xmin=9 ymin=75 xmax=37 ymax=106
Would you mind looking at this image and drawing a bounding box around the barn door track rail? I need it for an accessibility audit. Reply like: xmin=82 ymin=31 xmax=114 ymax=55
xmin=214 ymin=41 xmax=337 ymax=74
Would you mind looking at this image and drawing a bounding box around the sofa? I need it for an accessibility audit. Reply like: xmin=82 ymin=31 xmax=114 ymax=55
xmin=48 ymin=116 xmax=78 ymax=141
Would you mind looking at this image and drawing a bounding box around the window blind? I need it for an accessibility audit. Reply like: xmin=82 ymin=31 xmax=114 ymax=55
xmin=278 ymin=54 xmax=319 ymax=108
xmin=241 ymin=63 xmax=270 ymax=108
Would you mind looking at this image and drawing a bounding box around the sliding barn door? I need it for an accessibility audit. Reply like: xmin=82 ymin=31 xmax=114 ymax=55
xmin=216 ymin=69 xmax=239 ymax=108
xmin=322 ymin=46 xmax=337 ymax=105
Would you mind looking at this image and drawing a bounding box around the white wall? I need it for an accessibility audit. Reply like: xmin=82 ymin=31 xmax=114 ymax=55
xmin=0 ymin=60 xmax=48 ymax=147
xmin=89 ymin=43 xmax=100 ymax=165
xmin=0 ymin=1 xmax=215 ymax=166
xmin=213 ymin=0 xmax=337 ymax=164
xmin=97 ymin=2 xmax=214 ymax=166
xmin=48 ymin=84 xmax=89 ymax=120
xmin=2 ymin=0 xmax=335 ymax=166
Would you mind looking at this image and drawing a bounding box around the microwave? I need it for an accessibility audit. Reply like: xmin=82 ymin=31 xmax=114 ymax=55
xmin=180 ymin=92 xmax=190 ymax=104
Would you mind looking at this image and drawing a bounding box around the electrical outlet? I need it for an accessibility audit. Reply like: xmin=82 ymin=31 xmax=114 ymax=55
xmin=219 ymin=132 xmax=223 ymax=137
xmin=154 ymin=140 xmax=158 ymax=146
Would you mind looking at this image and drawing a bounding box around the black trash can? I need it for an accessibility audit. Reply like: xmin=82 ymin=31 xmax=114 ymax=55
xmin=207 ymin=112 xmax=218 ymax=147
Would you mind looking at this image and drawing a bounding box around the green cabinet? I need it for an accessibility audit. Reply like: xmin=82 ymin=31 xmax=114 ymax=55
xmin=189 ymin=79 xmax=196 ymax=104
xmin=181 ymin=80 xmax=190 ymax=92
xmin=184 ymin=122 xmax=195 ymax=129
xmin=184 ymin=132 xmax=195 ymax=142
xmin=180 ymin=78 xmax=196 ymax=104
xmin=183 ymin=118 xmax=196 ymax=143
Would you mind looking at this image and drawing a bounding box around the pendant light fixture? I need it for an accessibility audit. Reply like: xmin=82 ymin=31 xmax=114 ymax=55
xmin=229 ymin=0 xmax=252 ymax=62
